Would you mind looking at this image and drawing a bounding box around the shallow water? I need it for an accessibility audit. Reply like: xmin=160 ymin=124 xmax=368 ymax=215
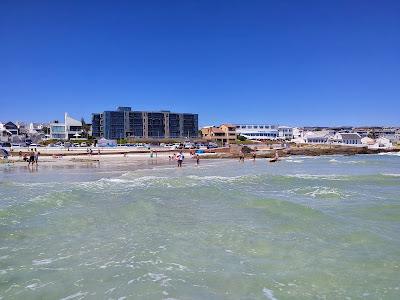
xmin=1 ymin=154 xmax=400 ymax=299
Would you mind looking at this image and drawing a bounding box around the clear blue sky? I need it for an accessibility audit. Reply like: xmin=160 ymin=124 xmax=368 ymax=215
xmin=0 ymin=0 xmax=399 ymax=126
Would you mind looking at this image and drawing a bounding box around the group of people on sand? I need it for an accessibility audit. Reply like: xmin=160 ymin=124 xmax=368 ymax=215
xmin=168 ymin=151 xmax=200 ymax=167
xmin=239 ymin=150 xmax=279 ymax=163
xmin=20 ymin=149 xmax=40 ymax=166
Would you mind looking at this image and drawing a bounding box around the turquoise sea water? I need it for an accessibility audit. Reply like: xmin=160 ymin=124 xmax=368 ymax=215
xmin=0 ymin=154 xmax=400 ymax=299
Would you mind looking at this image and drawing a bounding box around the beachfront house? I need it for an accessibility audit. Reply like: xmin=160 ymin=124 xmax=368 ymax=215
xmin=377 ymin=128 xmax=399 ymax=143
xmin=220 ymin=124 xmax=237 ymax=142
xmin=332 ymin=133 xmax=362 ymax=145
xmin=361 ymin=136 xmax=375 ymax=146
xmin=369 ymin=137 xmax=393 ymax=150
xmin=201 ymin=125 xmax=236 ymax=146
xmin=0 ymin=128 xmax=12 ymax=142
xmin=278 ymin=126 xmax=294 ymax=140
xmin=303 ymin=131 xmax=331 ymax=144
xmin=3 ymin=122 xmax=19 ymax=136
xmin=50 ymin=113 xmax=84 ymax=140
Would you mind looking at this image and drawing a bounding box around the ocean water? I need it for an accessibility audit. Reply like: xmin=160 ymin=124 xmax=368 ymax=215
xmin=0 ymin=154 xmax=399 ymax=299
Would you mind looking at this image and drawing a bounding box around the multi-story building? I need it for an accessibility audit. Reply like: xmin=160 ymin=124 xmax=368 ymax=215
xmin=201 ymin=124 xmax=237 ymax=145
xmin=92 ymin=107 xmax=198 ymax=140
xmin=278 ymin=126 xmax=294 ymax=139
xmin=2 ymin=122 xmax=19 ymax=135
xmin=49 ymin=113 xmax=83 ymax=140
xmin=235 ymin=124 xmax=279 ymax=140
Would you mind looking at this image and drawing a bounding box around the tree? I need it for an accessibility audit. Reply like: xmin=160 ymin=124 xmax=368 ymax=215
xmin=237 ymin=135 xmax=247 ymax=142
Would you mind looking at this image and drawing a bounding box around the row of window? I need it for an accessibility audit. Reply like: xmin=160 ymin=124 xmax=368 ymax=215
xmin=237 ymin=125 xmax=276 ymax=129
xmin=243 ymin=133 xmax=278 ymax=137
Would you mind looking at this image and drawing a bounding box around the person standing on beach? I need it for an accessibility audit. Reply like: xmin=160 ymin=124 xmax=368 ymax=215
xmin=252 ymin=152 xmax=256 ymax=161
xmin=196 ymin=154 xmax=200 ymax=165
xmin=34 ymin=150 xmax=39 ymax=165
xmin=177 ymin=151 xmax=184 ymax=167
xmin=28 ymin=150 xmax=35 ymax=166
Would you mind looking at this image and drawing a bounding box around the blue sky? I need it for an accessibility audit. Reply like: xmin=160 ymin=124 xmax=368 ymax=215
xmin=0 ymin=0 xmax=399 ymax=126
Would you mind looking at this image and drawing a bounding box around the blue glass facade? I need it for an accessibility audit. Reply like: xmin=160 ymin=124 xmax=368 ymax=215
xmin=103 ymin=111 xmax=126 ymax=140
xmin=92 ymin=107 xmax=198 ymax=139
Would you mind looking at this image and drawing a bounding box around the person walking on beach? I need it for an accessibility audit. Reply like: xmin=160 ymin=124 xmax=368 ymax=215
xmin=252 ymin=152 xmax=256 ymax=161
xmin=196 ymin=154 xmax=200 ymax=165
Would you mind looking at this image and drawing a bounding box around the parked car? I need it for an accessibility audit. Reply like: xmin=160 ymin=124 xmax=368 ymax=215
xmin=0 ymin=142 xmax=12 ymax=148
xmin=207 ymin=143 xmax=219 ymax=149
xmin=184 ymin=142 xmax=194 ymax=149
xmin=0 ymin=148 xmax=10 ymax=159
xmin=80 ymin=142 xmax=87 ymax=147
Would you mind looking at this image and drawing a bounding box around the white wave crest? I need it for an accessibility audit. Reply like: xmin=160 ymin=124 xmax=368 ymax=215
xmin=263 ymin=287 xmax=278 ymax=300
xmin=286 ymin=174 xmax=347 ymax=181
xmin=381 ymin=173 xmax=400 ymax=177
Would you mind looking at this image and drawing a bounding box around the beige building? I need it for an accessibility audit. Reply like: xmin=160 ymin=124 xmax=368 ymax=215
xmin=201 ymin=124 xmax=237 ymax=145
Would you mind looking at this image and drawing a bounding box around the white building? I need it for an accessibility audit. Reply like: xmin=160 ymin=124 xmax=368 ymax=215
xmin=50 ymin=113 xmax=83 ymax=140
xmin=0 ymin=129 xmax=12 ymax=142
xmin=292 ymin=127 xmax=303 ymax=138
xmin=235 ymin=124 xmax=293 ymax=140
xmin=361 ymin=136 xmax=375 ymax=146
xmin=303 ymin=131 xmax=332 ymax=144
xmin=332 ymin=133 xmax=362 ymax=145
xmin=369 ymin=137 xmax=393 ymax=150
xmin=377 ymin=128 xmax=398 ymax=142
xmin=395 ymin=130 xmax=400 ymax=144
xmin=278 ymin=126 xmax=294 ymax=139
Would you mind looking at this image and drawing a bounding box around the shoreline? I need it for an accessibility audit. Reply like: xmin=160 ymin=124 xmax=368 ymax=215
xmin=1 ymin=146 xmax=399 ymax=169
xmin=0 ymin=145 xmax=400 ymax=169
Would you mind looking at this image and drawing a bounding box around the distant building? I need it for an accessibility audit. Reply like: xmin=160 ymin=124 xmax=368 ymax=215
xmin=201 ymin=124 xmax=237 ymax=145
xmin=369 ymin=137 xmax=393 ymax=150
xmin=278 ymin=126 xmax=294 ymax=139
xmin=92 ymin=107 xmax=198 ymax=140
xmin=332 ymin=133 xmax=362 ymax=145
xmin=235 ymin=124 xmax=279 ymax=140
xmin=303 ymin=131 xmax=331 ymax=144
xmin=376 ymin=128 xmax=398 ymax=142
xmin=361 ymin=136 xmax=375 ymax=145
xmin=3 ymin=122 xmax=19 ymax=135
xmin=29 ymin=122 xmax=45 ymax=134
xmin=49 ymin=113 xmax=83 ymax=140
xmin=0 ymin=123 xmax=12 ymax=142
